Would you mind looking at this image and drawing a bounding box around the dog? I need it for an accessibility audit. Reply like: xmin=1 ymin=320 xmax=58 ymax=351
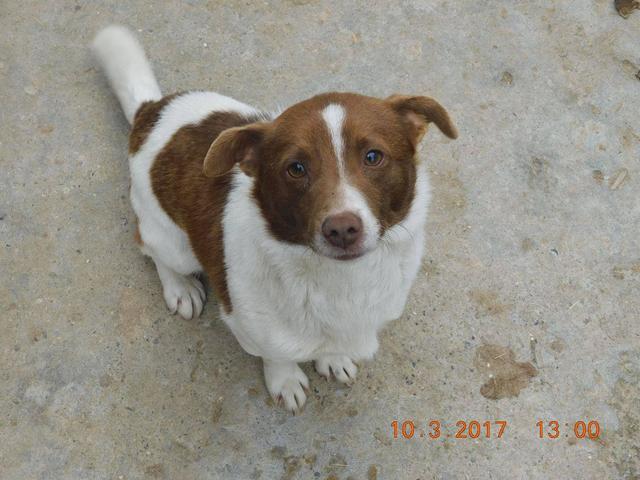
xmin=92 ymin=25 xmax=457 ymax=412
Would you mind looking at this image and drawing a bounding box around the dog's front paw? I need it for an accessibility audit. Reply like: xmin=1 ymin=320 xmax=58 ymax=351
xmin=162 ymin=275 xmax=206 ymax=320
xmin=263 ymin=360 xmax=309 ymax=413
xmin=315 ymin=355 xmax=357 ymax=384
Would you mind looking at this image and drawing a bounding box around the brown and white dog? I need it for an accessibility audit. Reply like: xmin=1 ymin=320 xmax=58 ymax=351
xmin=93 ymin=25 xmax=457 ymax=412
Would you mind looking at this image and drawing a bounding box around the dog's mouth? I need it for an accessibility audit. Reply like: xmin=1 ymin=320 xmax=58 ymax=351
xmin=333 ymin=251 xmax=365 ymax=261
xmin=312 ymin=238 xmax=374 ymax=262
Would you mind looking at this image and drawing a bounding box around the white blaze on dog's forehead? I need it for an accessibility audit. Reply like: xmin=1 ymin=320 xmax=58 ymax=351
xmin=319 ymin=103 xmax=379 ymax=253
xmin=321 ymin=103 xmax=346 ymax=176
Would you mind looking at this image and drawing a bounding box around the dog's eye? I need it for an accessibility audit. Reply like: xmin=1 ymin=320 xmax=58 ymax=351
xmin=287 ymin=161 xmax=306 ymax=178
xmin=364 ymin=150 xmax=384 ymax=167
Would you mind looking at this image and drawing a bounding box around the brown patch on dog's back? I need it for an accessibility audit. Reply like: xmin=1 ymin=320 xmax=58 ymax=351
xmin=129 ymin=94 xmax=180 ymax=154
xmin=150 ymin=110 xmax=262 ymax=313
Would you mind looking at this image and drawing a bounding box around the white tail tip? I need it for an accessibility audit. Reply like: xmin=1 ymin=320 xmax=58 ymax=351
xmin=92 ymin=25 xmax=162 ymax=124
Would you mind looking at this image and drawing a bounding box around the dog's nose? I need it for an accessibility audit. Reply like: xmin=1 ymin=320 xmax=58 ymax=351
xmin=322 ymin=212 xmax=363 ymax=249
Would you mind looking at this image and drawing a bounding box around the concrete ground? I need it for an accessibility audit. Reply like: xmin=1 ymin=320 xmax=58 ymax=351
xmin=1 ymin=1 xmax=639 ymax=479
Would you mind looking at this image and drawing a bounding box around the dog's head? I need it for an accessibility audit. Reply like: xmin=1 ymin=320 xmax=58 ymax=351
xmin=203 ymin=93 xmax=457 ymax=260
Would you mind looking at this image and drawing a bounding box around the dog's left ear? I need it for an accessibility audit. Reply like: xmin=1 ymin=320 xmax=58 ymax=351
xmin=203 ymin=123 xmax=269 ymax=178
xmin=386 ymin=94 xmax=458 ymax=144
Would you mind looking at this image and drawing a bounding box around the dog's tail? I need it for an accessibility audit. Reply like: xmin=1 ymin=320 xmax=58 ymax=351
xmin=92 ymin=25 xmax=162 ymax=124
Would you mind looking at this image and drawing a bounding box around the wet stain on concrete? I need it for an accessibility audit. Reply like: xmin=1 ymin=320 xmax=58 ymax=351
xmin=470 ymin=290 xmax=510 ymax=317
xmin=527 ymin=156 xmax=557 ymax=192
xmin=30 ymin=327 xmax=47 ymax=343
xmin=346 ymin=406 xmax=358 ymax=417
xmin=550 ymin=339 xmax=566 ymax=353
xmin=367 ymin=465 xmax=379 ymax=480
xmin=474 ymin=344 xmax=538 ymax=399
xmin=592 ymin=169 xmax=604 ymax=184
xmin=271 ymin=446 xmax=317 ymax=480
xmin=521 ymin=237 xmax=535 ymax=252
xmin=615 ymin=0 xmax=639 ymax=18
xmin=144 ymin=463 xmax=166 ymax=479
xmin=211 ymin=396 xmax=224 ymax=423
xmin=247 ymin=386 xmax=260 ymax=397
xmin=500 ymin=71 xmax=514 ymax=85
xmin=612 ymin=262 xmax=640 ymax=280
xmin=603 ymin=350 xmax=640 ymax=478
xmin=621 ymin=126 xmax=640 ymax=149
xmin=282 ymin=455 xmax=303 ymax=480
xmin=98 ymin=373 xmax=113 ymax=388
xmin=613 ymin=266 xmax=626 ymax=280
xmin=270 ymin=446 xmax=286 ymax=459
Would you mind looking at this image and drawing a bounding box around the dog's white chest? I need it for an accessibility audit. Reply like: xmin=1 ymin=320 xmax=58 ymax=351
xmin=221 ymin=168 xmax=429 ymax=362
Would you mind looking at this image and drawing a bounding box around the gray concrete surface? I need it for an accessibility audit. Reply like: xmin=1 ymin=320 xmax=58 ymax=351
xmin=1 ymin=1 xmax=639 ymax=479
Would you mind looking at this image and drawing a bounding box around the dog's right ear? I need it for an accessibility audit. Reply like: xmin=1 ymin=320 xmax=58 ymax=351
xmin=203 ymin=123 xmax=268 ymax=178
